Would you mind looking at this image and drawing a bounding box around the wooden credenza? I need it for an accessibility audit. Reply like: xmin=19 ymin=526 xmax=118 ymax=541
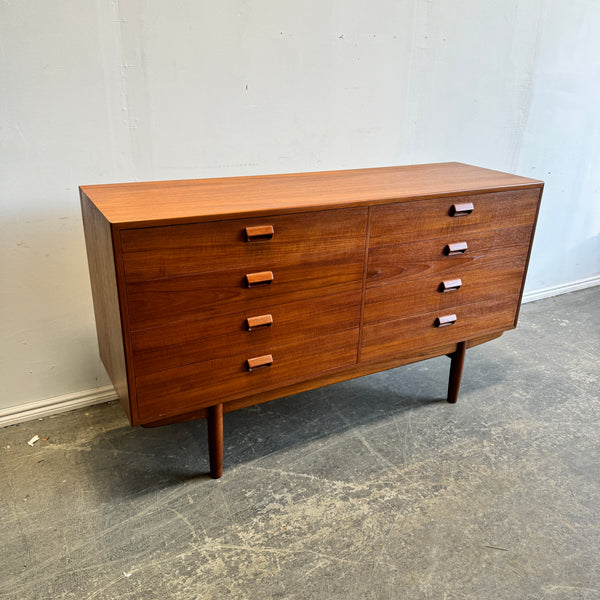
xmin=80 ymin=163 xmax=543 ymax=477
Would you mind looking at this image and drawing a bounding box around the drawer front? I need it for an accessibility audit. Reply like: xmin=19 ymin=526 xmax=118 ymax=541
xmin=131 ymin=291 xmax=362 ymax=375
xmin=125 ymin=255 xmax=364 ymax=330
xmin=366 ymin=225 xmax=533 ymax=288
xmin=361 ymin=296 xmax=518 ymax=363
xmin=369 ymin=189 xmax=540 ymax=247
xmin=121 ymin=207 xmax=368 ymax=282
xmin=364 ymin=265 xmax=526 ymax=325
xmin=136 ymin=328 xmax=359 ymax=422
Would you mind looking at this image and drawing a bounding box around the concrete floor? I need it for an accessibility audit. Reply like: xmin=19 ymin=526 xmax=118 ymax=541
xmin=1 ymin=287 xmax=599 ymax=600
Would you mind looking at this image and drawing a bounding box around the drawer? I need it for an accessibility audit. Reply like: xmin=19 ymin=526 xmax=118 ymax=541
xmin=369 ymin=188 xmax=540 ymax=247
xmin=366 ymin=225 xmax=532 ymax=288
xmin=361 ymin=296 xmax=518 ymax=363
xmin=121 ymin=207 xmax=368 ymax=282
xmin=131 ymin=291 xmax=362 ymax=375
xmin=125 ymin=254 xmax=365 ymax=330
xmin=364 ymin=265 xmax=526 ymax=325
xmin=135 ymin=328 xmax=360 ymax=421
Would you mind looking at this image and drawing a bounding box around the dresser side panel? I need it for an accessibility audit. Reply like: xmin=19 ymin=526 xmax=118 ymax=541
xmin=513 ymin=185 xmax=545 ymax=325
xmin=80 ymin=190 xmax=131 ymax=421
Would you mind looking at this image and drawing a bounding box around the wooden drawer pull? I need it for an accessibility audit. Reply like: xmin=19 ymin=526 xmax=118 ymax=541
xmin=245 ymin=225 xmax=274 ymax=242
xmin=246 ymin=354 xmax=273 ymax=371
xmin=435 ymin=314 xmax=457 ymax=327
xmin=246 ymin=314 xmax=274 ymax=331
xmin=445 ymin=241 xmax=468 ymax=256
xmin=440 ymin=278 xmax=462 ymax=293
xmin=245 ymin=271 xmax=274 ymax=288
xmin=450 ymin=202 xmax=474 ymax=217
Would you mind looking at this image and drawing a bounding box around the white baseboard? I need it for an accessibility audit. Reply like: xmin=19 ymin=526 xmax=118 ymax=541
xmin=0 ymin=385 xmax=118 ymax=429
xmin=522 ymin=275 xmax=600 ymax=303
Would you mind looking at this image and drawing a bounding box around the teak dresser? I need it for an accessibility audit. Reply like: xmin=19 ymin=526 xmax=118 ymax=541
xmin=80 ymin=162 xmax=543 ymax=478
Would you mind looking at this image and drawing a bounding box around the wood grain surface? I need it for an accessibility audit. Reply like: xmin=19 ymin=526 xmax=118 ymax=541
xmin=364 ymin=265 xmax=527 ymax=325
xmin=369 ymin=189 xmax=540 ymax=246
xmin=135 ymin=328 xmax=359 ymax=421
xmin=366 ymin=225 xmax=533 ymax=288
xmin=81 ymin=162 xmax=542 ymax=227
xmin=80 ymin=191 xmax=131 ymax=419
xmin=121 ymin=207 xmax=367 ymax=282
xmin=130 ymin=291 xmax=362 ymax=375
xmin=139 ymin=331 xmax=506 ymax=426
xmin=361 ymin=296 xmax=518 ymax=362
xmin=125 ymin=255 xmax=365 ymax=330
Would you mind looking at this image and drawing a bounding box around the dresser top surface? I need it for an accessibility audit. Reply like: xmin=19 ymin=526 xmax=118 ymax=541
xmin=80 ymin=162 xmax=543 ymax=227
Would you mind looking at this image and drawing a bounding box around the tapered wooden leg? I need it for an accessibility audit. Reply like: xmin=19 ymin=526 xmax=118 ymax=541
xmin=208 ymin=403 xmax=223 ymax=479
xmin=447 ymin=341 xmax=467 ymax=404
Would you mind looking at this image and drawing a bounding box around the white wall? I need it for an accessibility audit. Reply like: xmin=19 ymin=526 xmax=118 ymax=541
xmin=1 ymin=0 xmax=599 ymax=414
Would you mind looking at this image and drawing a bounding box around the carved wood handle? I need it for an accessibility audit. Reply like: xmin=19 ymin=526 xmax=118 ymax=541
xmin=245 ymin=271 xmax=274 ymax=288
xmin=246 ymin=314 xmax=274 ymax=331
xmin=450 ymin=202 xmax=474 ymax=217
xmin=245 ymin=225 xmax=274 ymax=241
xmin=246 ymin=354 xmax=274 ymax=371
xmin=440 ymin=278 xmax=462 ymax=293
xmin=435 ymin=314 xmax=457 ymax=327
xmin=445 ymin=241 xmax=468 ymax=256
